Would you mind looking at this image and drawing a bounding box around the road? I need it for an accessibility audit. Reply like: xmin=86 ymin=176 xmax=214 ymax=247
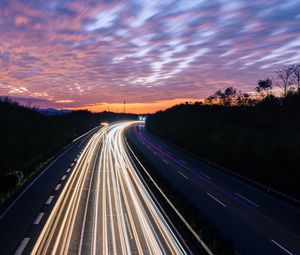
xmin=128 ymin=124 xmax=300 ymax=255
xmin=0 ymin=126 xmax=99 ymax=255
xmin=20 ymin=122 xmax=189 ymax=255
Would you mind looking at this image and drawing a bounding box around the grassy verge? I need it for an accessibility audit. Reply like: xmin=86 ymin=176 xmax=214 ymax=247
xmin=0 ymin=157 xmax=52 ymax=208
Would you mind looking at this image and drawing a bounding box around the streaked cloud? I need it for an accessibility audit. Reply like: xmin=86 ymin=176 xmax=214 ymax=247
xmin=0 ymin=0 xmax=299 ymax=112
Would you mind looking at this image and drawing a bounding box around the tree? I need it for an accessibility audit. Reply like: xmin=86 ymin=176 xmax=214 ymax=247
xmin=237 ymin=91 xmax=252 ymax=106
xmin=223 ymin=87 xmax=237 ymax=105
xmin=292 ymin=64 xmax=300 ymax=93
xmin=212 ymin=87 xmax=237 ymax=106
xmin=275 ymin=66 xmax=294 ymax=97
xmin=256 ymin=78 xmax=273 ymax=98
xmin=205 ymin=95 xmax=217 ymax=105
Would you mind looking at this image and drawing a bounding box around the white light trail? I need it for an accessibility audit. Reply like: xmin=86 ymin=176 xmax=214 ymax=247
xmin=30 ymin=122 xmax=187 ymax=255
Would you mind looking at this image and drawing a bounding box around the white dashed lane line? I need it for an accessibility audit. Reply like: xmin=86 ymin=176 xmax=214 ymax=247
xmin=198 ymin=171 xmax=211 ymax=180
xmin=179 ymin=160 xmax=186 ymax=165
xmin=61 ymin=175 xmax=67 ymax=181
xmin=207 ymin=192 xmax=227 ymax=207
xmin=14 ymin=238 xmax=30 ymax=255
xmin=162 ymin=159 xmax=169 ymax=165
xmin=46 ymin=196 xmax=54 ymax=205
xmin=66 ymin=168 xmax=71 ymax=173
xmin=33 ymin=213 xmax=44 ymax=225
xmin=235 ymin=192 xmax=259 ymax=207
xmin=178 ymin=171 xmax=188 ymax=179
xmin=55 ymin=184 xmax=61 ymax=191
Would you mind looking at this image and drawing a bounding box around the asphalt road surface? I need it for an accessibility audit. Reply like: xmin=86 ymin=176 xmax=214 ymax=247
xmin=0 ymin=126 xmax=99 ymax=255
xmin=128 ymin=124 xmax=300 ymax=255
xmin=7 ymin=121 xmax=190 ymax=255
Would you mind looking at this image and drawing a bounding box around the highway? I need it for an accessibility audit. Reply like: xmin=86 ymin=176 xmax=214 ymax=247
xmin=0 ymin=126 xmax=99 ymax=255
xmin=23 ymin=122 xmax=189 ymax=255
xmin=128 ymin=124 xmax=300 ymax=255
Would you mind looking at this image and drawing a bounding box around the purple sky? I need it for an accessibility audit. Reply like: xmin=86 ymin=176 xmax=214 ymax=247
xmin=0 ymin=0 xmax=300 ymax=112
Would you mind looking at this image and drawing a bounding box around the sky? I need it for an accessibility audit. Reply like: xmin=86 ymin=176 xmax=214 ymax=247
xmin=0 ymin=0 xmax=300 ymax=113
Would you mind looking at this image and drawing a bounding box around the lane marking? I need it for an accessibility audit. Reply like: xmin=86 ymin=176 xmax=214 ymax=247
xmin=270 ymin=239 xmax=294 ymax=255
xmin=70 ymin=163 xmax=74 ymax=167
xmin=46 ymin=196 xmax=54 ymax=205
xmin=61 ymin=175 xmax=67 ymax=181
xmin=55 ymin=184 xmax=61 ymax=191
xmin=127 ymin=142 xmax=214 ymax=255
xmin=0 ymin=136 xmax=79 ymax=221
xmin=153 ymin=151 xmax=158 ymax=156
xmin=66 ymin=168 xmax=71 ymax=173
xmin=199 ymin=172 xmax=211 ymax=179
xmin=178 ymin=171 xmax=188 ymax=179
xmin=74 ymin=158 xmax=78 ymax=162
xmin=162 ymin=159 xmax=169 ymax=165
xmin=33 ymin=212 xmax=44 ymax=225
xmin=166 ymin=151 xmax=173 ymax=156
xmin=235 ymin=192 xmax=259 ymax=207
xmin=207 ymin=192 xmax=226 ymax=207
xmin=14 ymin=238 xmax=30 ymax=255
xmin=179 ymin=160 xmax=186 ymax=165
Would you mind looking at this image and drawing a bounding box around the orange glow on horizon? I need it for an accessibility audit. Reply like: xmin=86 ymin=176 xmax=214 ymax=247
xmin=63 ymin=98 xmax=203 ymax=114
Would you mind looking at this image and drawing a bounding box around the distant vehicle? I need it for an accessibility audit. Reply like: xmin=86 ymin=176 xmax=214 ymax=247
xmin=138 ymin=115 xmax=147 ymax=121
xmin=100 ymin=122 xmax=109 ymax=127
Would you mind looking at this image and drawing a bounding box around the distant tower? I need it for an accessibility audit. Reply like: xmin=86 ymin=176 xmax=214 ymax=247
xmin=123 ymin=100 xmax=126 ymax=113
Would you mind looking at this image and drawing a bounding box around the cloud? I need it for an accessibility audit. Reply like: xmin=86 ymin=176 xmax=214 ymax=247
xmin=55 ymin=99 xmax=74 ymax=103
xmin=0 ymin=0 xmax=299 ymax=112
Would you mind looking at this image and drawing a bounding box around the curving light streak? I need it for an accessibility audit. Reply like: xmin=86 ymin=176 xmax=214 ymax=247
xmin=30 ymin=122 xmax=187 ymax=255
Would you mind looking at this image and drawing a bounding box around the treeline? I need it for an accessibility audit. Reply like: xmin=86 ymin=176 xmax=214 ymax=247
xmin=0 ymin=98 xmax=136 ymax=202
xmin=146 ymin=65 xmax=300 ymax=200
xmin=205 ymin=64 xmax=300 ymax=106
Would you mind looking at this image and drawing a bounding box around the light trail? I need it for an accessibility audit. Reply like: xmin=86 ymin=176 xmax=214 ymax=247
xmin=30 ymin=122 xmax=188 ymax=255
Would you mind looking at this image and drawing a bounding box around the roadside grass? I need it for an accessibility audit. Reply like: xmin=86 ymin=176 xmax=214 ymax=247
xmin=0 ymin=157 xmax=52 ymax=208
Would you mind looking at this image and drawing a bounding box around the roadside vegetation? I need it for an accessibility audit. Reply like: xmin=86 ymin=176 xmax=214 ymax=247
xmin=146 ymin=64 xmax=300 ymax=200
xmin=0 ymin=98 xmax=136 ymax=206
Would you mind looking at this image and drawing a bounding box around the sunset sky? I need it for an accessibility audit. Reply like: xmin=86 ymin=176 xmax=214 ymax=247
xmin=0 ymin=0 xmax=300 ymax=113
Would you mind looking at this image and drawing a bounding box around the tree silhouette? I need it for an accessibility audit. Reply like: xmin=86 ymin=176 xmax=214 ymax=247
xmin=275 ymin=66 xmax=294 ymax=97
xmin=256 ymin=78 xmax=273 ymax=98
xmin=292 ymin=64 xmax=300 ymax=93
xmin=212 ymin=87 xmax=237 ymax=106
